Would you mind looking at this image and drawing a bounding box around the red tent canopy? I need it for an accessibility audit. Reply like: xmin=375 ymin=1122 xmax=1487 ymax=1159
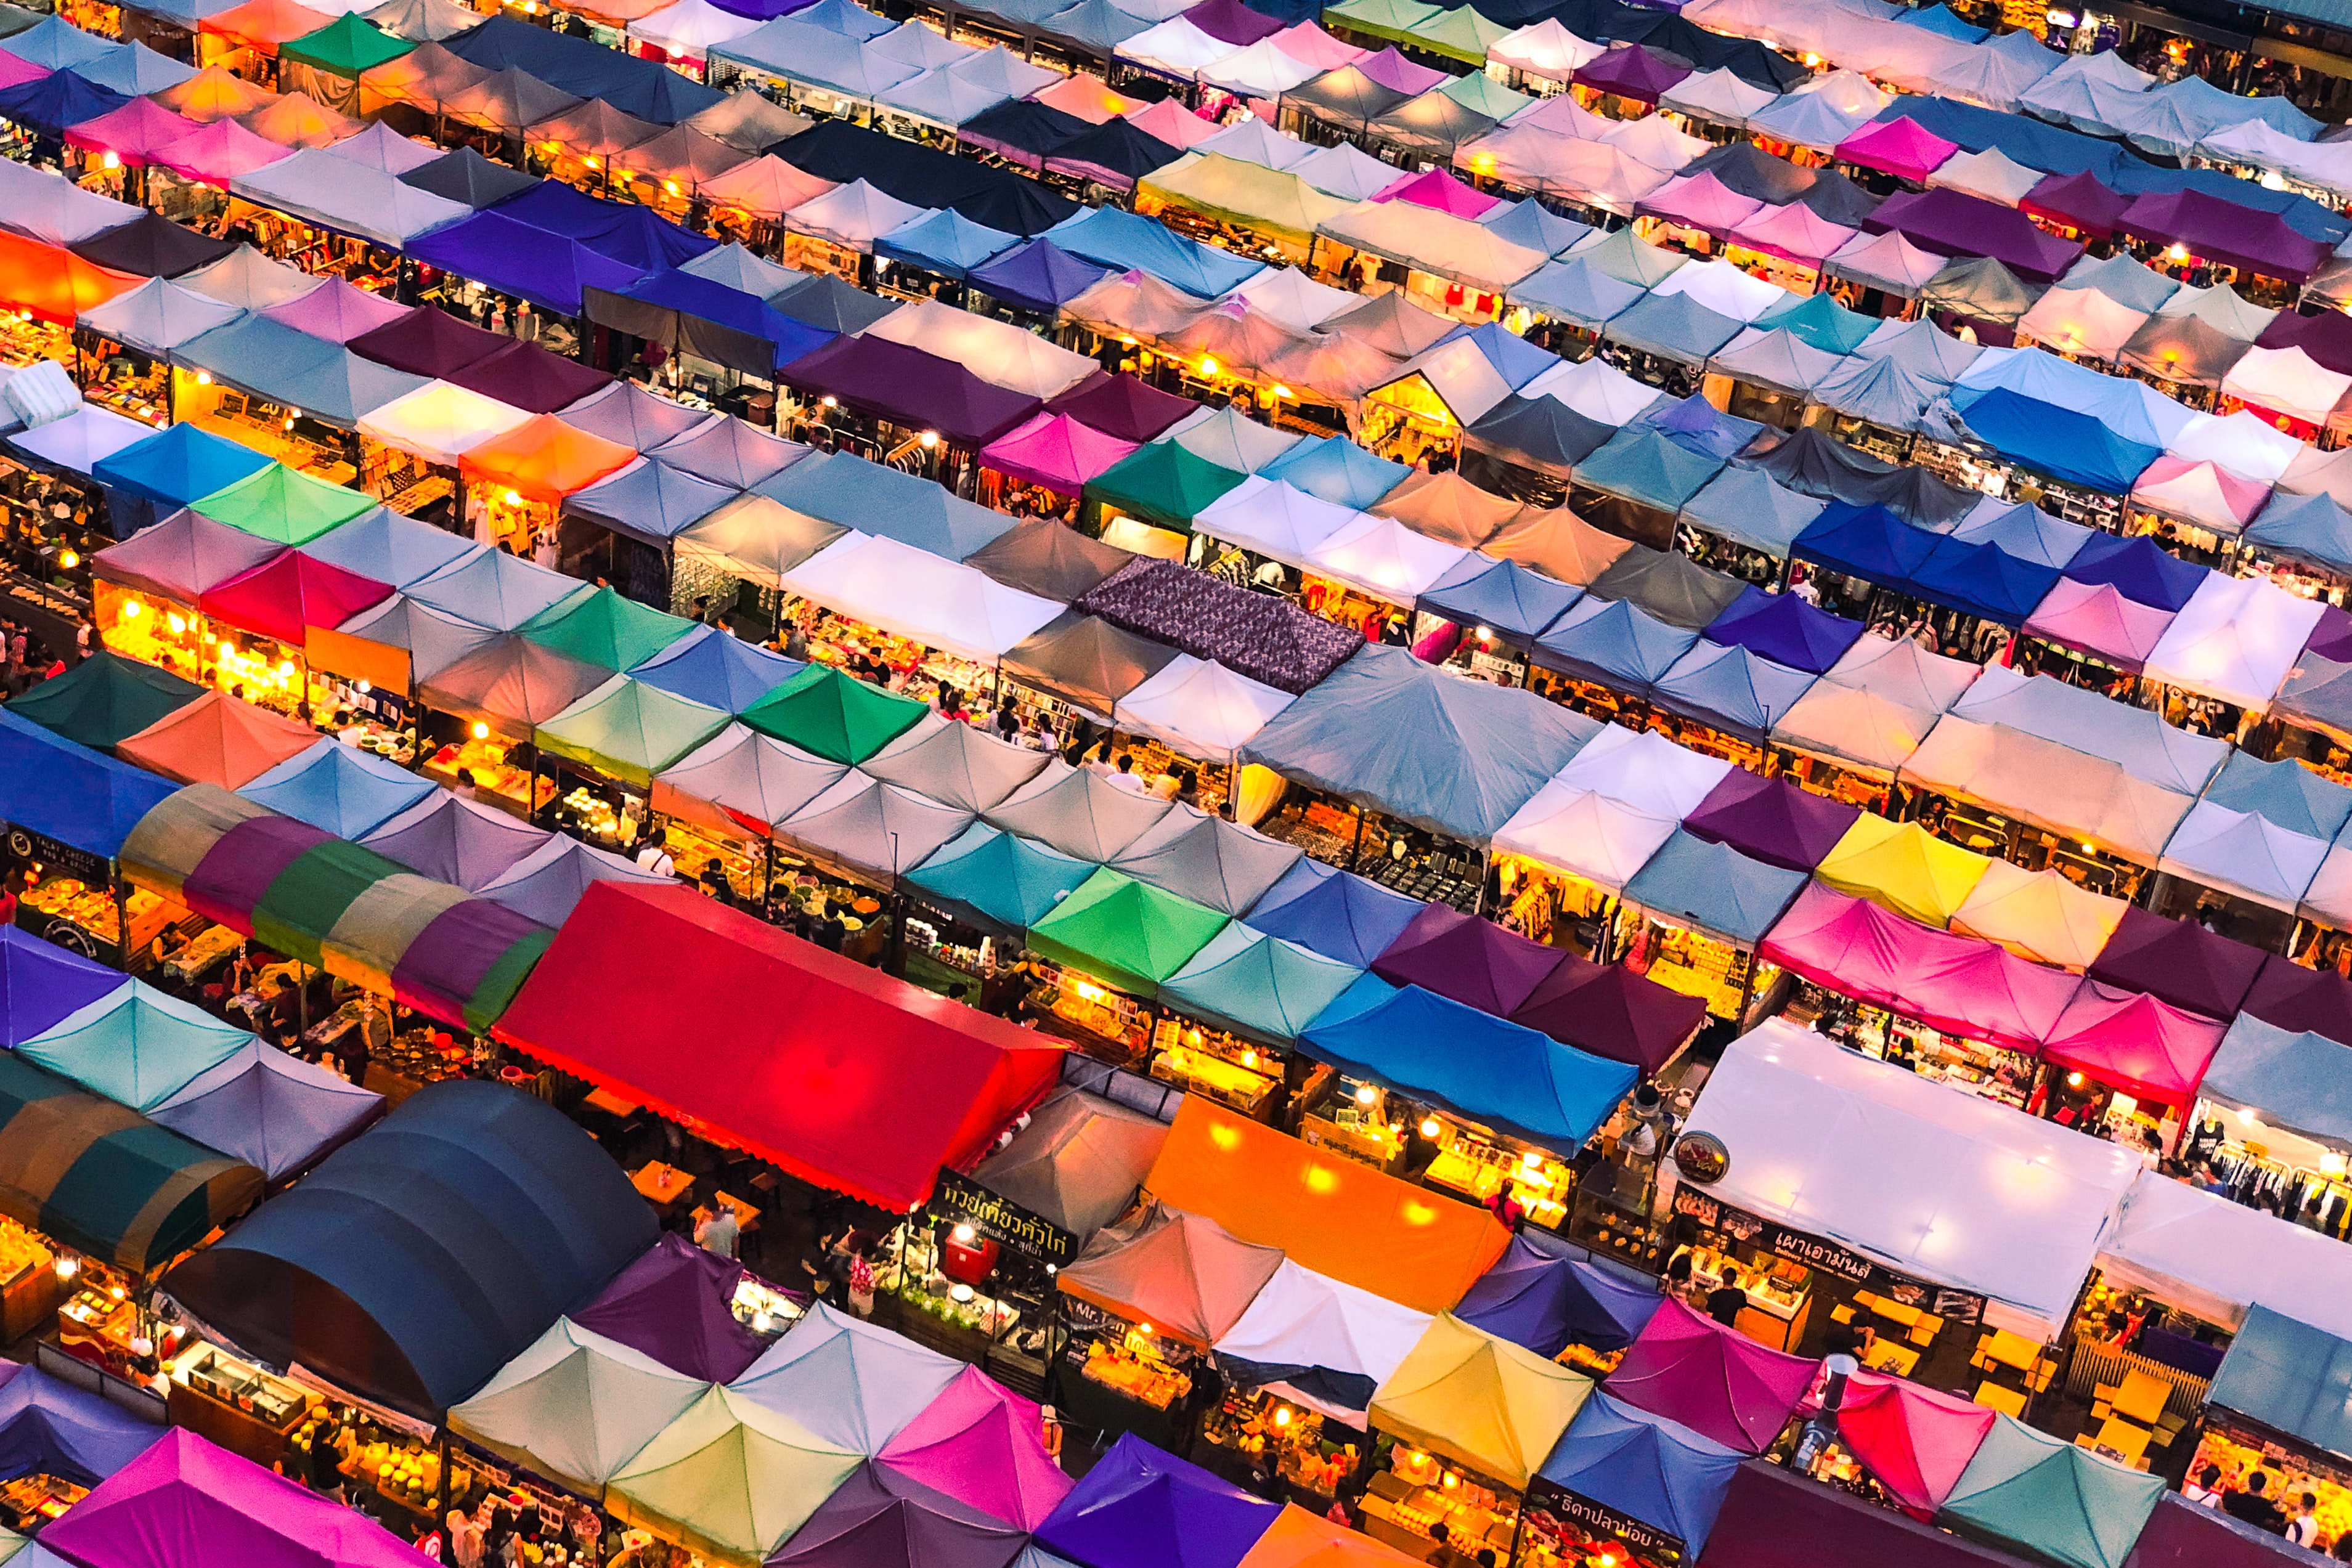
xmin=2037 ymin=981 xmax=2224 ymax=1106
xmin=198 ymin=551 xmax=393 ymax=648
xmin=495 ymin=881 xmax=1064 ymax=1209
xmin=1829 ymin=1370 xmax=1995 ymax=1520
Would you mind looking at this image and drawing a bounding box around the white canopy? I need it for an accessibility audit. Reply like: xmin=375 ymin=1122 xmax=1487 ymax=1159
xmin=2015 ymin=285 xmax=2146 ymax=364
xmin=2096 ymin=1171 xmax=2352 ymax=1339
xmin=776 ymin=770 xmax=974 ymax=882
xmin=1924 ymin=145 xmax=2043 ymax=206
xmin=1211 ymin=1259 xmax=1433 ymax=1427
xmin=449 ymin=1319 xmax=707 ymax=1494
xmin=629 ymin=0 xmax=763 ymax=56
xmin=2221 ymin=344 xmax=2352 ymax=427
xmin=1316 ymin=200 xmax=1548 ymax=294
xmin=1548 ymin=722 xmax=1731 ymax=817
xmin=1682 ymin=1020 xmax=2141 ymax=1337
xmin=861 ymin=298 xmax=1096 ymax=399
xmin=1492 ymin=781 xmax=1677 ymax=890
xmin=2165 ymin=408 xmax=2304 ymax=484
xmin=1198 ymin=39 xmax=1320 ymax=97
xmin=1115 ymin=16 xmax=1231 ymax=74
xmin=1197 ymin=116 xmax=1315 ymax=171
xmin=1600 ymin=112 xmax=1707 ymax=173
xmin=1301 ymin=513 xmax=1469 ymax=603
xmin=784 ymin=178 xmax=929 ymax=249
xmin=1112 ymin=654 xmax=1296 ymax=763
xmin=1658 ymin=67 xmax=1775 ymax=125
xmin=1290 ymin=140 xmax=1397 ymax=200
xmin=1194 ymin=474 xmax=1363 ymax=566
xmin=1491 ymin=18 xmax=1602 ymax=81
xmin=358 ymin=380 xmax=534 ymax=467
xmin=1227 ymin=266 xmax=1357 ymax=330
xmin=2142 ymin=571 xmax=2327 ymax=712
xmin=782 ymin=534 xmax=1060 ymax=662
xmin=1646 ymin=255 xmax=1787 ymax=323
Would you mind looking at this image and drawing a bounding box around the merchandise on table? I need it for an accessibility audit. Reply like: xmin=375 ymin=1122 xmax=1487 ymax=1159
xmin=421 ymin=731 xmax=550 ymax=819
xmin=1197 ymin=1389 xmax=1362 ymax=1503
xmin=1358 ymin=1444 xmax=1520 ymax=1567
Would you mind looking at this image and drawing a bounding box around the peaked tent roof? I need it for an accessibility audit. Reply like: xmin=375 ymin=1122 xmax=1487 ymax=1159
xmin=1369 ymin=1312 xmax=1593 ymax=1490
xmin=1453 ymin=1233 xmax=1662 ymax=1358
xmin=1057 ymin=1200 xmax=1285 ymax=1349
xmin=734 ymin=1302 xmax=963 ymax=1455
xmin=1936 ymin=1413 xmax=2163 ymax=1568
xmin=1536 ymin=1391 xmax=1743 ymax=1558
xmin=447 ymin=1317 xmax=708 ymax=1495
xmin=1600 ymin=1297 xmax=1815 ymax=1455
xmin=1036 ymin=1433 xmax=1280 ymax=1568
xmin=572 ymin=1230 xmax=768 ymax=1382
xmin=877 ymin=1365 xmax=1074 ymax=1531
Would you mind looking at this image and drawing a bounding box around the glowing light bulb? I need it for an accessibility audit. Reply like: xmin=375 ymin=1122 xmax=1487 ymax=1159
xmin=952 ymin=1222 xmax=975 ymax=1243
xmin=503 ymin=490 xmax=523 ymax=506
xmin=2066 ymin=1071 xmax=2085 ymax=1088
xmin=57 ymin=550 xmax=75 ymax=569
xmin=918 ymin=430 xmax=939 ymax=449
xmin=1198 ymin=355 xmax=1219 ymax=376
xmin=168 ymin=613 xmax=187 ymax=635
xmin=472 ymin=721 xmax=490 ymax=741
xmin=195 ymin=370 xmax=212 ymax=385
xmin=1272 ymin=1407 xmax=1292 ymax=1426
xmin=1353 ymin=1084 xmax=1376 ymax=1106
xmin=820 ymin=395 xmax=837 ymax=408
xmin=121 ymin=601 xmax=142 ymax=619
xmin=101 ymin=151 xmax=118 ymax=169
xmin=1420 ymin=1116 xmax=1441 ymax=1137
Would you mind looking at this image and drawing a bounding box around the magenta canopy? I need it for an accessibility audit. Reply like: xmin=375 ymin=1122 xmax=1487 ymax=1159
xmin=1370 ymin=901 xmax=1566 ymax=1018
xmin=2022 ymin=579 xmax=2173 ymax=670
xmin=1602 ymin=1298 xmax=1815 ymax=1454
xmin=1680 ymin=770 xmax=1859 ymax=872
xmin=2117 ymin=188 xmax=2329 ymax=285
xmin=1637 ymin=172 xmax=1762 ymax=237
xmin=1571 ymin=44 xmax=1689 ymax=105
xmin=1829 ymin=1370 xmax=1995 ymax=1521
xmin=1758 ymin=882 xmax=1924 ymax=1016
xmin=40 ymin=1428 xmax=434 ymax=1568
xmin=568 ymin=1232 xmax=767 ymax=1383
xmin=1354 ymin=46 xmax=1447 ymax=95
xmin=2038 ymin=980 xmax=2224 ymax=1106
xmin=879 ymin=1365 xmax=1075 ymax=1530
xmin=1833 ymin=116 xmax=1958 ymax=184
xmin=980 ymin=413 xmax=1139 ymax=498
xmin=1373 ymin=168 xmax=1498 ymax=219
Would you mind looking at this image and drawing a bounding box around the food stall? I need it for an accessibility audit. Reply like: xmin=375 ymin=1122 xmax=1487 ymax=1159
xmin=0 ymin=709 xmax=184 ymax=970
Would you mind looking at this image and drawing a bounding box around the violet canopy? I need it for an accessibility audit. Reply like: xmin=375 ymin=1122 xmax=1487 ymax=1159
xmin=1507 ymin=953 xmax=1708 ymax=1074
xmin=1679 ymin=768 xmax=1861 ymax=871
xmin=1453 ymin=1232 xmax=1663 ymax=1357
xmin=1601 ymin=1298 xmax=1816 ymax=1454
xmin=1370 ymin=901 xmax=1566 ymax=1017
xmin=1697 ymin=1459 xmax=2028 ymax=1568
xmin=765 ymin=1463 xmax=1028 ymax=1568
xmin=779 ymin=336 xmax=1041 ymax=449
xmin=1702 ymin=587 xmax=1865 ymax=675
xmin=1866 ymin=187 xmax=2085 ymax=282
xmin=1035 ymin=1434 xmax=1280 ymax=1568
xmin=0 ymin=1366 xmax=162 ymax=1489
xmin=0 ymin=927 xmax=128 ymax=1048
xmin=878 ymin=1365 xmax=1073 ymax=1531
xmin=570 ymin=1230 xmax=769 ymax=1383
xmin=2085 ymin=906 xmax=2263 ymax=1020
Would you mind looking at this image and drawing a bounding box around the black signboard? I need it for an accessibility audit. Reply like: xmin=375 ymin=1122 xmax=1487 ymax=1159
xmin=6 ymin=824 xmax=110 ymax=885
xmin=930 ymin=1167 xmax=1077 ymax=1265
xmin=1672 ymin=1187 xmax=1987 ymax=1327
xmin=1521 ymin=1477 xmax=1686 ymax=1568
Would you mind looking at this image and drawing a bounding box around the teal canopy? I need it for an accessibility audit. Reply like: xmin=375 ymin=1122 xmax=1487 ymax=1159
xmin=905 ymin=823 xmax=1093 ymax=936
xmin=20 ymin=981 xmax=251 ymax=1115
xmin=1574 ymin=428 xmax=1725 ymax=512
xmin=1937 ymin=1414 xmax=2163 ymax=1568
xmin=1157 ymin=922 xmax=1364 ymax=1044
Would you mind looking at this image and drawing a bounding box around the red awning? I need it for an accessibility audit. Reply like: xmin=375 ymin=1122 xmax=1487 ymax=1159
xmin=494 ymin=881 xmax=1064 ymax=1209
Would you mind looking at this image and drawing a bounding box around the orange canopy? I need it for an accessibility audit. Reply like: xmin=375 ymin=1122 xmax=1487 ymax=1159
xmin=1143 ymin=1099 xmax=1510 ymax=1316
xmin=0 ymin=232 xmax=139 ymax=325
xmin=458 ymin=415 xmax=635 ymax=504
xmin=155 ymin=65 xmax=280 ymax=123
xmin=115 ymin=689 xmax=320 ymax=788
xmin=238 ymin=91 xmax=363 ymax=148
xmin=1237 ymin=1508 xmax=1428 ymax=1568
xmin=203 ymin=0 xmax=337 ymax=49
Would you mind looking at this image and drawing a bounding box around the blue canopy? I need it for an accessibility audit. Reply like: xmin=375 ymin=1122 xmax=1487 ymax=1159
xmin=1678 ymin=467 xmax=1825 ymax=559
xmin=1648 ymin=640 xmax=1817 ymax=741
xmin=2203 ymin=1014 xmax=2352 ymax=1148
xmin=1455 ymin=1230 xmax=1663 ymax=1356
xmin=563 ymin=455 xmax=740 ymax=546
xmin=2247 ymin=489 xmax=2352 ymax=577
xmin=1897 ymin=2 xmax=1988 ymax=38
xmin=906 ymin=821 xmax=1094 ymax=935
xmin=2203 ymin=749 xmax=2352 ymax=842
xmin=161 ymin=1079 xmax=658 ymax=1420
xmin=407 ymin=213 xmax=649 ymax=317
xmin=1038 ymin=1434 xmax=1280 ymax=1568
xmin=1157 ymin=922 xmax=1364 ymax=1044
xmin=494 ymin=181 xmax=717 ymax=272
xmin=1047 ymin=206 xmax=1264 ymax=298
xmin=442 ymin=14 xmax=723 ymax=121
xmin=1792 ymin=502 xmax=1937 ymax=585
xmin=1574 ymin=428 xmax=1724 ymax=512
xmin=301 ymin=508 xmax=478 ymax=591
xmin=1629 ymin=393 xmax=1764 ymax=463
xmin=1754 ymin=291 xmax=1879 ymax=357
xmin=1301 ymin=975 xmax=1635 ymax=1153
xmin=1537 ymin=1391 xmax=1743 ymax=1557
xmin=2061 ymin=530 xmax=2205 ymax=611
xmin=0 ymin=71 xmax=128 ymax=139
xmin=731 ymin=1300 xmax=960 ymax=1453
xmin=630 ymin=625 xmax=802 ymax=713
xmin=1508 ymin=257 xmax=1645 ymax=329
xmin=1534 ymin=596 xmax=1698 ymax=692
xmin=1876 ymin=93 xmax=2123 ymax=180
xmin=91 ymin=423 xmax=272 ymax=515
xmin=759 ymin=449 xmax=1014 ymax=559
xmin=1419 ymin=555 xmax=1582 ymax=645
xmin=1947 ymin=386 xmax=2162 ymax=494
xmin=2208 ymin=1304 xmax=2352 ymax=1461
xmin=237 ymin=739 xmax=439 ymax=840
xmin=1433 ymin=321 xmax=1560 ymax=392
xmin=0 ymin=710 xmax=175 ymax=861
xmin=1258 ymin=435 xmax=1410 ymax=510
xmin=876 ymin=206 xmax=1019 ymax=280
xmin=1947 ymin=498 xmax=2091 ymax=569
xmin=1619 ymin=828 xmax=1804 ymax=947
xmin=0 ymin=926 xmax=126 ymax=1050
xmin=0 ymin=18 xmax=121 ymax=70
xmin=967 ymin=237 xmax=1110 ymax=315
xmin=603 ymin=269 xmax=833 ymax=375
xmin=1906 ymin=535 xmax=2061 ymax=625
xmin=1240 ymin=857 xmax=1422 ymax=969
xmin=0 ymin=1366 xmax=161 ymax=1489
xmin=1703 ymin=586 xmax=1862 ymax=674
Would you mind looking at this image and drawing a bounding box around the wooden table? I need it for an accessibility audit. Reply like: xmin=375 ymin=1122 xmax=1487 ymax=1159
xmin=586 ymin=1087 xmax=641 ymax=1116
xmin=1981 ymin=1328 xmax=2041 ymax=1371
xmin=632 ymin=1161 xmax=694 ymax=1204
xmin=1860 ymin=1292 xmax=1922 ymax=1328
xmin=2113 ymin=1368 xmax=2169 ymax=1424
xmin=2086 ymin=1418 xmax=2151 ymax=1468
xmin=1863 ymin=1339 xmax=1919 ymax=1377
xmin=1974 ymin=1381 xmax=2027 ymax=1418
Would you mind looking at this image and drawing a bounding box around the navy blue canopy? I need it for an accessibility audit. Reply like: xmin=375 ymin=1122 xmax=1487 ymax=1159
xmin=1703 ymin=587 xmax=1862 ymax=674
xmin=773 ymin=120 xmax=1077 ymax=235
xmin=0 ymin=70 xmax=128 ymax=138
xmin=492 ymin=181 xmax=717 ymax=271
xmin=1418 ymin=555 xmax=1582 ymax=646
xmin=0 ymin=710 xmax=176 ymax=861
xmin=1630 ymin=392 xmax=1764 ymax=463
xmin=1454 ymin=1232 xmax=1664 ymax=1356
xmin=585 ymin=269 xmax=832 ymax=377
xmin=1792 ymin=502 xmax=1936 ymax=585
xmin=962 ymin=96 xmax=1091 ymax=160
xmin=1240 ymin=857 xmax=1423 ymax=969
xmin=2060 ymin=530 xmax=2205 ymax=612
xmin=407 ymin=212 xmax=647 ymax=315
xmin=1906 ymin=534 xmax=2061 ymax=625
xmin=1536 ymin=1391 xmax=1743 ymax=1558
xmin=1533 ymin=596 xmax=1698 ymax=692
xmin=443 ymin=15 xmax=722 ymax=121
xmin=0 ymin=1365 xmax=161 ymax=1488
xmin=967 ymin=237 xmax=1109 ymax=315
xmin=1947 ymin=383 xmax=2161 ymax=495
xmin=162 ymin=1079 xmax=657 ymax=1420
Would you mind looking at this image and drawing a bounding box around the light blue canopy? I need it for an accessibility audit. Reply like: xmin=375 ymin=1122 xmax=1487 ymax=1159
xmin=1538 ymin=1392 xmax=1744 ymax=1558
xmin=2207 ymin=1306 xmax=2352 ymax=1480
xmin=1257 ymin=435 xmax=1410 ymax=510
xmin=1433 ymin=322 xmax=1560 ymax=392
xmin=304 ymin=507 xmax=481 ymax=590
xmin=1480 ymin=200 xmax=1593 ymax=259
xmin=1620 ymin=827 xmax=1806 ymax=947
xmin=758 ymin=449 xmax=1014 ymax=559
xmin=905 ymin=821 xmax=1094 ymax=935
xmin=1048 ymin=206 xmax=1265 ymax=297
xmin=1601 ymin=291 xmax=1742 ymax=365
xmin=876 ymin=65 xmax=1014 ymax=128
xmin=1300 ymin=975 xmax=1635 ymax=1153
xmin=1948 ymin=497 xmax=2091 ymax=569
xmin=1157 ymin=921 xmax=1363 ymax=1044
xmin=630 ymin=625 xmax=804 ymax=714
xmin=728 ymin=1301 xmax=961 ymax=1453
xmin=1534 ymin=596 xmax=1698 ymax=692
xmin=1240 ymin=857 xmax=1422 ymax=970
xmin=1508 ymin=257 xmax=1644 ymax=330
xmin=1677 ymin=466 xmax=1824 ymax=559
xmin=75 ymin=39 xmax=197 ymax=94
xmin=238 ymin=739 xmax=439 ymax=840
xmin=1648 ymin=640 xmax=1817 ymax=741
xmin=1809 ymin=354 xmax=1938 ymax=436
xmin=564 ymin=457 xmax=740 ymax=546
xmin=2247 ymin=489 xmax=2352 ymax=579
xmin=406 ymin=548 xmax=590 ymax=632
xmin=20 ymin=981 xmax=251 ymax=1114
xmin=1573 ymin=428 xmax=1724 ymax=512
xmin=2200 ymin=749 xmax=2352 ymax=842
xmin=1418 ymin=554 xmax=1581 ymax=644
xmin=876 ymin=207 xmax=1020 ymax=280
xmin=150 ymin=1042 xmax=384 ymax=1181
xmin=712 ymin=20 xmax=919 ymax=99
xmin=2200 ymin=1014 xmax=2352 ymax=1149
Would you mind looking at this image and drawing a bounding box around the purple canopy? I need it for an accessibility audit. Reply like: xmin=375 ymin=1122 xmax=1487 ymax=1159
xmin=1866 ymin=187 xmax=2084 ymax=283
xmin=2086 ymin=906 xmax=2263 ymax=1022
xmin=149 ymin=1045 xmax=384 ymax=1182
xmin=1044 ymin=372 xmax=1197 ymax=444
xmin=1700 ymin=1460 xmax=2025 ymax=1568
xmin=570 ymin=1232 xmax=768 ymax=1382
xmin=1371 ymin=903 xmax=1566 ymax=1019
xmin=1508 ymin=954 xmax=1709 ymax=1073
xmin=1679 ymin=770 xmax=1859 ymax=872
xmin=0 ymin=927 xmax=125 ymax=1047
xmin=0 ymin=1365 xmax=162 ymax=1489
xmin=1702 ymin=587 xmax=1865 ymax=675
xmin=361 ymin=794 xmax=549 ymax=892
xmin=1354 ymin=46 xmax=1448 ymax=95
xmin=1037 ymin=1435 xmax=1279 ymax=1568
xmin=388 ymin=896 xmax=551 ymax=1033
xmin=1571 ymin=45 xmax=1690 ymax=105
xmin=2117 ymin=189 xmax=2328 ymax=285
xmin=1181 ymin=0 xmax=1283 ymax=44
xmin=1453 ymin=1233 xmax=1663 ymax=1358
xmin=39 ymin=1428 xmax=435 ymax=1568
xmin=182 ymin=816 xmax=333 ymax=930
xmin=1602 ymin=1298 xmax=1815 ymax=1454
xmin=770 ymin=1464 xmax=1028 ymax=1568
xmin=781 ymin=336 xmax=1040 ymax=450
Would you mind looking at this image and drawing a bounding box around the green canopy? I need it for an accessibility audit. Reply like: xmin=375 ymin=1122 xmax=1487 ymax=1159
xmin=1157 ymin=920 xmax=1363 ymax=1044
xmin=1440 ymin=68 xmax=1531 ymax=118
xmin=535 ymin=676 xmax=728 ymax=788
xmin=19 ymin=982 xmax=249 ymax=1115
xmin=607 ymin=1386 xmax=861 ymax=1568
xmin=280 ymin=12 xmax=415 ymax=74
xmin=1412 ymin=5 xmax=1512 ymax=64
xmin=1085 ymin=442 xmax=1246 ymax=532
xmin=520 ymin=586 xmax=698 ymax=674
xmin=904 ymin=821 xmax=1093 ymax=936
xmin=252 ymin=838 xmax=406 ymax=969
xmin=6 ymin=651 xmax=203 ymax=749
xmin=1324 ymin=0 xmax=1441 ymax=45
xmin=1026 ymin=867 xmax=1227 ymax=996
xmin=1937 ymin=1415 xmax=2164 ymax=1568
xmin=192 ymin=464 xmax=376 ymax=546
xmin=740 ymin=665 xmax=926 ymax=765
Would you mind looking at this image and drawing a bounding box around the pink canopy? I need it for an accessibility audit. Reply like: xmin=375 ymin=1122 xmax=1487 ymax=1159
xmin=1636 ymin=171 xmax=1762 ymax=236
xmin=1601 ymin=1297 xmax=1817 ymax=1454
xmin=2022 ymin=579 xmax=2174 ymax=670
xmin=1269 ymin=22 xmax=1364 ymax=70
xmin=1729 ymin=201 xmax=1858 ymax=267
xmin=2128 ymin=455 xmax=2269 ymax=532
xmin=1834 ymin=117 xmax=1959 ymax=184
xmin=1831 ymin=1371 xmax=1996 ymax=1520
xmin=2038 ymin=980 xmax=2224 ymax=1105
xmin=40 ymin=1428 xmax=434 ymax=1568
xmin=1757 ymin=881 xmax=1921 ymax=1013
xmin=153 ymin=116 xmax=294 ymax=185
xmin=1374 ymin=167 xmax=1499 ymax=219
xmin=0 ymin=51 xmax=40 ymax=90
xmin=981 ymin=413 xmax=1139 ymax=497
xmin=878 ymin=1365 xmax=1075 ymax=1530
xmin=261 ymin=276 xmax=410 ymax=343
xmin=1125 ymin=98 xmax=1221 ymax=150
xmin=1895 ymin=933 xmax=2081 ymax=1054
xmin=65 ymin=99 xmax=204 ymax=166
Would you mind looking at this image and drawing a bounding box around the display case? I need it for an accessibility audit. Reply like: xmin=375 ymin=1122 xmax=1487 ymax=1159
xmin=1426 ymin=1136 xmax=1571 ymax=1231
xmin=168 ymin=1344 xmax=312 ymax=1468
xmin=1148 ymin=1025 xmax=1280 ymax=1119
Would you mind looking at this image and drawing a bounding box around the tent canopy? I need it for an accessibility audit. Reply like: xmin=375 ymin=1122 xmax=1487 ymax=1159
xmin=1537 ymin=1391 xmax=1743 ymax=1557
xmin=1037 ymin=1434 xmax=1279 ymax=1568
xmin=1058 ymin=1200 xmax=1285 ymax=1349
xmin=1212 ymin=1259 xmax=1431 ymax=1425
xmin=1369 ymin=1313 xmax=1592 ymax=1490
xmin=572 ymin=1231 xmax=767 ymax=1382
xmin=448 ymin=1318 xmax=707 ymax=1494
xmin=1937 ymin=1413 xmax=2163 ymax=1568
xmin=733 ymin=1302 xmax=962 ymax=1455
xmin=1454 ymin=1233 xmax=1662 ymax=1359
xmin=1600 ymin=1297 xmax=1814 ymax=1455
xmin=877 ymin=1365 xmax=1072 ymax=1531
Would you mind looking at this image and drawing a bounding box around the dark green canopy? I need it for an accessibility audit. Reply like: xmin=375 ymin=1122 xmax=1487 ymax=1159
xmin=1084 ymin=441 xmax=1245 ymax=532
xmin=7 ymin=651 xmax=204 ymax=750
xmin=741 ymin=664 xmax=926 ymax=764
xmin=282 ymin=12 xmax=415 ymax=75
xmin=1026 ymin=867 xmax=1227 ymax=996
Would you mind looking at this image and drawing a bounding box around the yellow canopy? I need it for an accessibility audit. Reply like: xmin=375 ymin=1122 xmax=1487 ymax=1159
xmin=1367 ymin=1314 xmax=1592 ymax=1490
xmin=1949 ymin=858 xmax=2129 ymax=972
xmin=1813 ymin=814 xmax=1992 ymax=928
xmin=1137 ymin=153 xmax=1351 ymax=259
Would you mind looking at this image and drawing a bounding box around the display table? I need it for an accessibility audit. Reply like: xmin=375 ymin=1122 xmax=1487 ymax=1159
xmin=167 ymin=1344 xmax=311 ymax=1470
